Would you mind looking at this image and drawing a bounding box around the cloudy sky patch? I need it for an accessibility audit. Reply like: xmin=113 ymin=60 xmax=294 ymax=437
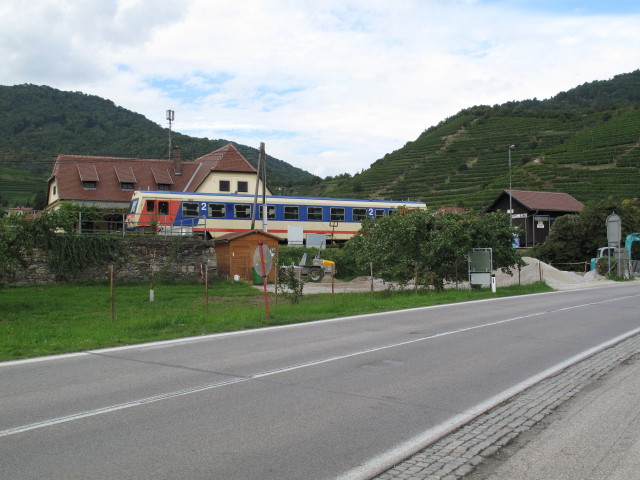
xmin=1 ymin=0 xmax=639 ymax=177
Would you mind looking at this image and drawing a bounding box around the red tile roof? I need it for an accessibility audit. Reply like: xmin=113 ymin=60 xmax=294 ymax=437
xmin=77 ymin=163 xmax=99 ymax=181
xmin=184 ymin=144 xmax=257 ymax=192
xmin=151 ymin=167 xmax=175 ymax=185
xmin=48 ymin=144 xmax=257 ymax=207
xmin=114 ymin=165 xmax=137 ymax=183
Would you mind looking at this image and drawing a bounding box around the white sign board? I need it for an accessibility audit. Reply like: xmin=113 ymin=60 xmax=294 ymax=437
xmin=287 ymin=225 xmax=304 ymax=245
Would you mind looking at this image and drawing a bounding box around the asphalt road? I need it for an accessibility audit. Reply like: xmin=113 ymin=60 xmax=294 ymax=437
xmin=1 ymin=284 xmax=639 ymax=479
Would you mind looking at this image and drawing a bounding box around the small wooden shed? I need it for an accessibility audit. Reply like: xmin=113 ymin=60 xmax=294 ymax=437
xmin=213 ymin=230 xmax=280 ymax=282
xmin=485 ymin=189 xmax=584 ymax=247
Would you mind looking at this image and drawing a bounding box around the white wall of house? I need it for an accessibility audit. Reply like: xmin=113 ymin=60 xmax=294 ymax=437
xmin=196 ymin=172 xmax=272 ymax=195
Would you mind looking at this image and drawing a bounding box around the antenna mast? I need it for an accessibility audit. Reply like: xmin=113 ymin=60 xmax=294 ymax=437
xmin=166 ymin=110 xmax=175 ymax=160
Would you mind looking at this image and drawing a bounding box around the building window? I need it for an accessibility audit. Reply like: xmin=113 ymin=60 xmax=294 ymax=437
xmin=330 ymin=207 xmax=345 ymax=221
xmin=157 ymin=184 xmax=170 ymax=191
xmin=237 ymin=181 xmax=248 ymax=193
xmin=52 ymin=186 xmax=57 ymax=196
xmin=182 ymin=202 xmax=199 ymax=217
xmin=284 ymin=206 xmax=299 ymax=220
xmin=120 ymin=182 xmax=134 ymax=190
xmin=83 ymin=181 xmax=97 ymax=189
xmin=234 ymin=204 xmax=251 ymax=219
xmin=208 ymin=203 xmax=226 ymax=218
xmin=308 ymin=206 xmax=323 ymax=221
xmin=353 ymin=208 xmax=367 ymax=221
xmin=220 ymin=180 xmax=230 ymax=192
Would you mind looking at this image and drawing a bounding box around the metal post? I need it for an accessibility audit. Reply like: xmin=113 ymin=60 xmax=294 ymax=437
xmin=508 ymin=145 xmax=515 ymax=226
xmin=258 ymin=242 xmax=270 ymax=319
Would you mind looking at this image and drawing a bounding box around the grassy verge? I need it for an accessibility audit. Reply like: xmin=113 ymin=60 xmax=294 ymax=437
xmin=0 ymin=281 xmax=553 ymax=361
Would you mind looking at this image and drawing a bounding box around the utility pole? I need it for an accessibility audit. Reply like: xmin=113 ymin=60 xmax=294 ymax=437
xmin=508 ymin=144 xmax=515 ymax=226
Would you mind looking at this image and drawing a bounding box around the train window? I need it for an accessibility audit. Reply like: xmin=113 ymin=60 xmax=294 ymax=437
xmin=234 ymin=204 xmax=251 ymax=219
xmin=259 ymin=205 xmax=276 ymax=219
xmin=182 ymin=202 xmax=199 ymax=217
xmin=146 ymin=200 xmax=155 ymax=212
xmin=353 ymin=208 xmax=367 ymax=221
xmin=308 ymin=206 xmax=323 ymax=221
xmin=159 ymin=202 xmax=169 ymax=215
xmin=375 ymin=209 xmax=386 ymax=218
xmin=208 ymin=203 xmax=226 ymax=218
xmin=237 ymin=181 xmax=249 ymax=193
xmin=331 ymin=207 xmax=345 ymax=221
xmin=220 ymin=180 xmax=230 ymax=192
xmin=284 ymin=206 xmax=299 ymax=220
xmin=129 ymin=198 xmax=139 ymax=214
xmin=389 ymin=208 xmax=398 ymax=215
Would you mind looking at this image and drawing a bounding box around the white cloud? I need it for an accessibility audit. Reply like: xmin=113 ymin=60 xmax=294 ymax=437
xmin=2 ymin=0 xmax=640 ymax=177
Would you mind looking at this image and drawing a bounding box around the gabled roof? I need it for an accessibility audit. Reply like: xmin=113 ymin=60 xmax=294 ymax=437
xmin=184 ymin=144 xmax=257 ymax=192
xmin=49 ymin=155 xmax=192 ymax=206
xmin=48 ymin=144 xmax=258 ymax=206
xmin=213 ymin=229 xmax=281 ymax=244
xmin=486 ymin=189 xmax=584 ymax=213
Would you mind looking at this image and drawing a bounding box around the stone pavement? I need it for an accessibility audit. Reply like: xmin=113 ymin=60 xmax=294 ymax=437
xmin=374 ymin=333 xmax=640 ymax=480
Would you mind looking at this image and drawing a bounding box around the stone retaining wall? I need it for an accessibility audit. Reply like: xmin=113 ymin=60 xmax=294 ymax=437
xmin=3 ymin=236 xmax=217 ymax=285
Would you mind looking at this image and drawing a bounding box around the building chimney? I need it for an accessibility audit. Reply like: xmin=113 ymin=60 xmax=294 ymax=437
xmin=172 ymin=147 xmax=182 ymax=175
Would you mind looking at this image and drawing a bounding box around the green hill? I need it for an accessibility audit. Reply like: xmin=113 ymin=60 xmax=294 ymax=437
xmin=0 ymin=84 xmax=319 ymax=207
xmin=311 ymin=70 xmax=640 ymax=211
xmin=2 ymin=71 xmax=640 ymax=211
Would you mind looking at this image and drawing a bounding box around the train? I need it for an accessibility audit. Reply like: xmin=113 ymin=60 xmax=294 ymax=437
xmin=126 ymin=190 xmax=427 ymax=243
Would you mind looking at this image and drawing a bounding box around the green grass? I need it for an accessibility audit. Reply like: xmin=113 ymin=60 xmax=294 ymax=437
xmin=0 ymin=280 xmax=554 ymax=361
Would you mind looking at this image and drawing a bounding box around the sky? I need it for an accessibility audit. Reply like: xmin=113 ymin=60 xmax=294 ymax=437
xmin=2 ymin=1 xmax=640 ymax=178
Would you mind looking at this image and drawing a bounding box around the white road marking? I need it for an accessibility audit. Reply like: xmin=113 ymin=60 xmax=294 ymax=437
xmin=2 ymin=293 xmax=638 ymax=439
xmin=336 ymin=326 xmax=640 ymax=480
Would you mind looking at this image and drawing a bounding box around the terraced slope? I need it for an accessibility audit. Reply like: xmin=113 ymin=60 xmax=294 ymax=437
xmin=325 ymin=104 xmax=640 ymax=212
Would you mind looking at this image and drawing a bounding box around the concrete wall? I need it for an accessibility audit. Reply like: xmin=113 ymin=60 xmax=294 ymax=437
xmin=3 ymin=236 xmax=217 ymax=285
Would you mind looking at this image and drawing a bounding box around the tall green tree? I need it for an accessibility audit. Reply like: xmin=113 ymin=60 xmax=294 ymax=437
xmin=345 ymin=209 xmax=522 ymax=290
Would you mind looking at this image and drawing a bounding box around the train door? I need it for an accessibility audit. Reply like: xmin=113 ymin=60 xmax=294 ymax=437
xmin=143 ymin=199 xmax=170 ymax=226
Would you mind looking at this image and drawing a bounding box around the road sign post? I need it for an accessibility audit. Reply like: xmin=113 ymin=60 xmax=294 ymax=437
xmin=253 ymin=243 xmax=272 ymax=319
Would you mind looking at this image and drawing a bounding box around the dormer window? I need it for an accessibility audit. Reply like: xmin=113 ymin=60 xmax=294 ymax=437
xmin=120 ymin=182 xmax=134 ymax=191
xmin=78 ymin=163 xmax=99 ymax=190
xmin=157 ymin=184 xmax=170 ymax=191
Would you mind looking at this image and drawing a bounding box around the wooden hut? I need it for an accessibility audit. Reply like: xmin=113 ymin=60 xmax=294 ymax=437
xmin=485 ymin=190 xmax=584 ymax=247
xmin=213 ymin=230 xmax=280 ymax=282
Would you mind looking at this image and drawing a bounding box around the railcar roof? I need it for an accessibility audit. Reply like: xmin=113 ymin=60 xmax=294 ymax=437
xmin=133 ymin=190 xmax=426 ymax=205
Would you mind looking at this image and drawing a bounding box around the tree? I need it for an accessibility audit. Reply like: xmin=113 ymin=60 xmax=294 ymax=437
xmin=345 ymin=209 xmax=522 ymax=290
xmin=535 ymin=196 xmax=640 ymax=264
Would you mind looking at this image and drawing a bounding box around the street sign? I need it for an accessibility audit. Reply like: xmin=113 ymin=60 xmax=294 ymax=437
xmin=253 ymin=244 xmax=272 ymax=276
xmin=606 ymin=213 xmax=622 ymax=246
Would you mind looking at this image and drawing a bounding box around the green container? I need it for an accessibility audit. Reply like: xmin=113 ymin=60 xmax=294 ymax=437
xmin=252 ymin=267 xmax=262 ymax=285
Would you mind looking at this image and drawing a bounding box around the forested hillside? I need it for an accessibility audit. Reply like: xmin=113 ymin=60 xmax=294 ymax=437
xmin=0 ymin=85 xmax=318 ymax=207
xmin=307 ymin=70 xmax=640 ymax=211
xmin=2 ymin=70 xmax=640 ymax=211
